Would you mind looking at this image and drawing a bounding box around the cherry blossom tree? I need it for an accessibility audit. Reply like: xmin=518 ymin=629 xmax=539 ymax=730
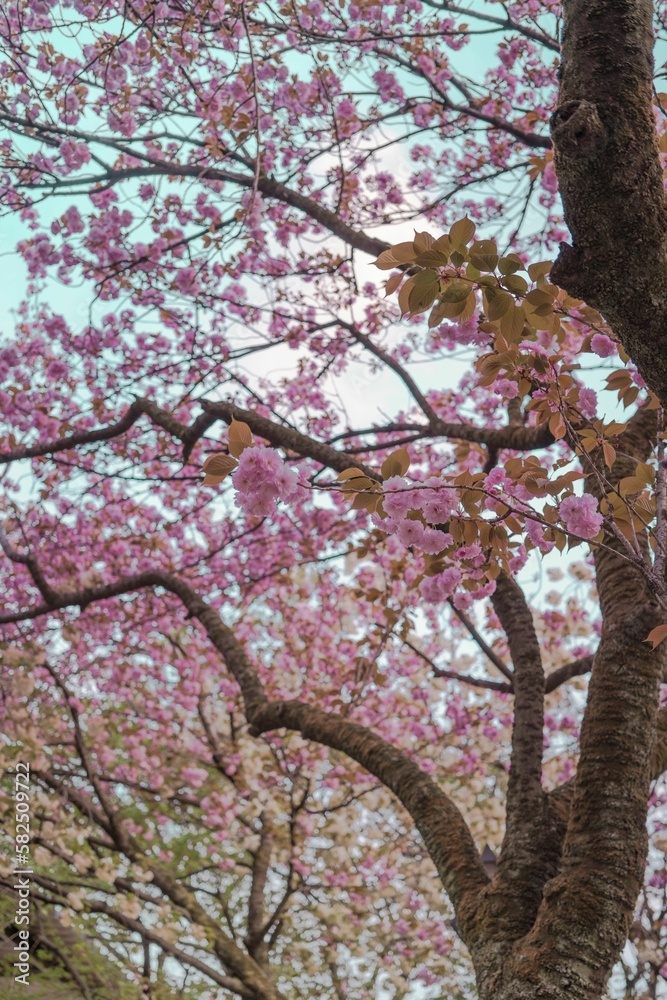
xmin=2 ymin=1 xmax=667 ymax=998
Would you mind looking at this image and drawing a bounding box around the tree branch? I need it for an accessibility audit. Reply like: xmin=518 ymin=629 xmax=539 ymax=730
xmin=81 ymin=898 xmax=256 ymax=999
xmin=544 ymin=654 xmax=594 ymax=693
xmin=0 ymin=563 xmax=269 ymax=719
xmin=1 ymin=111 xmax=388 ymax=258
xmin=489 ymin=572 xmax=555 ymax=939
xmin=427 ymin=0 xmax=561 ymax=52
xmin=403 ymin=633 xmax=512 ymax=692
xmin=342 ymin=323 xmax=441 ymax=425
xmin=245 ymin=813 xmax=273 ymax=964
xmin=0 ymin=524 xmax=61 ymax=605
xmin=0 ymin=397 xmax=188 ymax=465
xmin=373 ymin=47 xmax=551 ymax=149
xmin=447 ymin=599 xmax=513 ymax=682
xmin=33 ymin=770 xmax=284 ymax=1000
xmin=0 ymin=395 xmax=555 ymax=482
xmin=190 ymin=400 xmax=555 ymax=462
xmin=249 ymin=699 xmax=489 ymax=940
xmin=184 ymin=400 xmax=379 ymax=476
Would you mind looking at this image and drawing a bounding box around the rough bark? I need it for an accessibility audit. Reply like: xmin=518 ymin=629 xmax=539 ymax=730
xmin=551 ymin=0 xmax=667 ymax=408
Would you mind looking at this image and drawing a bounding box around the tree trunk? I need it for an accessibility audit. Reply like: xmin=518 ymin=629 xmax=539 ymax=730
xmin=552 ymin=0 xmax=667 ymax=410
xmin=479 ymin=974 xmax=599 ymax=1000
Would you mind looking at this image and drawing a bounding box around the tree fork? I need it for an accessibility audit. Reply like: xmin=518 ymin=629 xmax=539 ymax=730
xmin=492 ymin=411 xmax=666 ymax=998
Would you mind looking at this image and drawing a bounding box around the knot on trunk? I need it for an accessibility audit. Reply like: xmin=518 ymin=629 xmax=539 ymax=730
xmin=550 ymin=100 xmax=606 ymax=158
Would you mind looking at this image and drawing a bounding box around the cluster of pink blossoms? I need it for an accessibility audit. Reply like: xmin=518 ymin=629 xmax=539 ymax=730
xmin=559 ymin=494 xmax=603 ymax=539
xmin=380 ymin=479 xmax=500 ymax=608
xmin=420 ymin=567 xmax=462 ymax=603
xmin=590 ymin=333 xmax=616 ymax=358
xmin=231 ymin=447 xmax=302 ymax=516
xmin=381 ymin=476 xmax=457 ymax=553
xmin=525 ymin=517 xmax=556 ymax=554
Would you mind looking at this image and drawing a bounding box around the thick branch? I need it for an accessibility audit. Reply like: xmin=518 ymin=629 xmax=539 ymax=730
xmin=0 ymin=564 xmax=269 ymax=718
xmin=0 ymin=397 xmax=189 ymax=465
xmin=249 ymin=699 xmax=489 ymax=943
xmin=492 ymin=573 xmax=544 ymax=819
xmin=0 ymin=396 xmax=555 ymax=482
xmin=544 ymin=654 xmax=593 ymax=693
xmin=191 ymin=402 xmax=554 ymax=461
xmin=245 ymin=814 xmax=273 ymax=964
xmin=587 ymin=405 xmax=656 ymax=622
xmin=548 ymin=704 xmax=667 ymax=840
xmin=184 ymin=401 xmax=379 ymax=477
xmin=489 ymin=573 xmax=556 ymax=939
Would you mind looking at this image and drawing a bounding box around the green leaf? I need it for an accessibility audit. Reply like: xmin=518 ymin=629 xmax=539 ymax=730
xmin=619 ymin=476 xmax=646 ymax=496
xmin=434 ymin=297 xmax=469 ymax=320
xmin=228 ymin=419 xmax=253 ymax=458
xmin=351 ymin=492 xmax=382 ymax=512
xmin=468 ymin=239 xmax=499 ymax=272
xmin=498 ymin=253 xmax=525 ymax=275
xmin=414 ymin=249 xmax=449 ymax=267
xmin=381 ymin=447 xmax=410 ymax=479
xmin=501 ymin=274 xmax=528 ymax=295
xmin=338 ymin=467 xmax=365 ymax=478
xmin=486 ymin=289 xmax=513 ymax=321
xmin=384 ymin=272 xmax=403 ymax=296
xmin=441 ymin=280 xmax=470 ymax=303
xmin=406 ymin=269 xmax=440 ymax=315
xmin=373 ymin=242 xmax=417 ymax=269
xmin=413 ymin=230 xmax=435 ymax=252
xmin=527 ymin=259 xmax=553 ymax=281
xmin=202 ymin=454 xmax=238 ymax=485
xmin=449 ymin=216 xmax=475 ymax=248
xmin=499 ymin=304 xmax=526 ymax=342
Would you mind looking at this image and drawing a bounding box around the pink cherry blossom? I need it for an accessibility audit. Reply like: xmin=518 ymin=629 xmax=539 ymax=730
xmin=590 ymin=333 xmax=616 ymax=357
xmin=559 ymin=494 xmax=604 ymax=539
xmin=420 ymin=567 xmax=462 ymax=603
xmin=232 ymin=446 xmax=301 ymax=516
xmin=578 ymin=387 xmax=598 ymax=419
